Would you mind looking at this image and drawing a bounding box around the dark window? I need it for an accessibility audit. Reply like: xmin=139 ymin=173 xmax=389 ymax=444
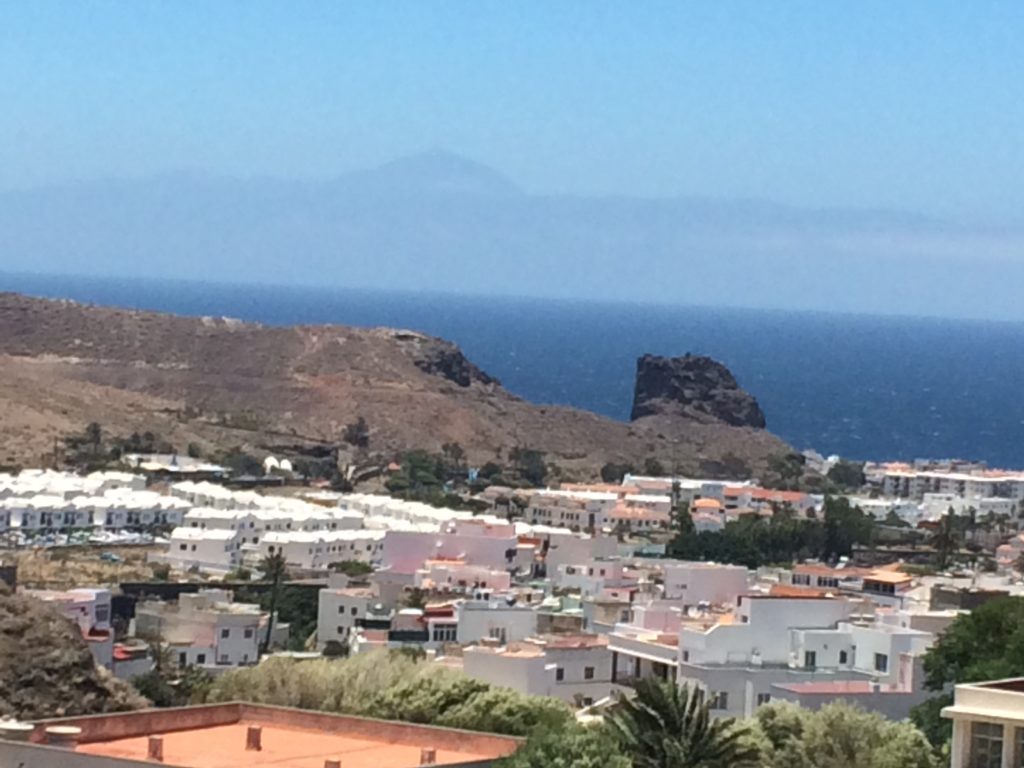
xmin=351 ymin=607 xmax=358 ymax=615
xmin=756 ymin=693 xmax=771 ymax=706
xmin=839 ymin=650 xmax=848 ymax=664
xmin=178 ymin=652 xmax=187 ymax=666
xmin=804 ymin=651 xmax=816 ymax=669
xmin=221 ymin=628 xmax=230 ymax=639
xmin=584 ymin=666 xmax=595 ymax=680
xmin=971 ymin=722 xmax=1003 ymax=768
xmin=709 ymin=692 xmax=728 ymax=710
xmin=196 ymin=653 xmax=206 ymax=664
xmin=874 ymin=653 xmax=888 ymax=673
xmin=555 ymin=667 xmax=564 ymax=682
xmin=244 ymin=628 xmax=254 ymax=639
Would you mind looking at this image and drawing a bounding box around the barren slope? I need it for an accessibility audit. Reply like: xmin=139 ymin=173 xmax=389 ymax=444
xmin=0 ymin=293 xmax=792 ymax=477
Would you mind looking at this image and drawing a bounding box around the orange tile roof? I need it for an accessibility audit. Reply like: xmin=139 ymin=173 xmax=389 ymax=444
xmin=76 ymin=721 xmax=510 ymax=768
xmin=746 ymin=592 xmax=835 ymax=601
xmin=692 ymin=498 xmax=723 ymax=510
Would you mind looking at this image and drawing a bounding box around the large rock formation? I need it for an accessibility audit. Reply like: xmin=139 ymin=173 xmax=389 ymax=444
xmin=0 ymin=591 xmax=145 ymax=719
xmin=630 ymin=354 xmax=767 ymax=428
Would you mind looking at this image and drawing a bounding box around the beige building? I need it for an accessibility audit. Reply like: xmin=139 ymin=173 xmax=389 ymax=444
xmin=944 ymin=678 xmax=1024 ymax=768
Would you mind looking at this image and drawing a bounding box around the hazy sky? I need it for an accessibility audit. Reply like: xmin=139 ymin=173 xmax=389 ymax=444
xmin=1 ymin=1 xmax=1023 ymax=221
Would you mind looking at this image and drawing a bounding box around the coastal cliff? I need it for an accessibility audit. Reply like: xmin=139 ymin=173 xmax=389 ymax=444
xmin=630 ymin=353 xmax=766 ymax=428
xmin=0 ymin=293 xmax=790 ymax=479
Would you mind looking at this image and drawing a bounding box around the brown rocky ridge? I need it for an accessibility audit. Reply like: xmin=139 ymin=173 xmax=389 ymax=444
xmin=0 ymin=292 xmax=793 ymax=479
xmin=0 ymin=590 xmax=145 ymax=719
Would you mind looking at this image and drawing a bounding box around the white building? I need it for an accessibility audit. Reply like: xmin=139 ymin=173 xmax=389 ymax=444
xmin=134 ymin=589 xmax=285 ymax=672
xmin=462 ymin=634 xmax=614 ymax=706
xmin=317 ymin=578 xmax=377 ymax=649
xmin=662 ymin=562 xmax=749 ymax=607
xmin=678 ymin=594 xmax=936 ymax=720
xmin=28 ymin=588 xmax=113 ymax=668
xmin=161 ymin=527 xmax=241 ymax=573
xmin=455 ymin=598 xmax=538 ymax=645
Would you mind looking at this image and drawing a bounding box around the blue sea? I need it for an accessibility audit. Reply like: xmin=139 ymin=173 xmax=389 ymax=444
xmin=4 ymin=273 xmax=1024 ymax=468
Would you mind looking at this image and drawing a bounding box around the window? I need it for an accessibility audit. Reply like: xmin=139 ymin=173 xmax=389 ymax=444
xmin=792 ymin=573 xmax=811 ymax=586
xmin=218 ymin=654 xmax=229 ymax=665
xmin=178 ymin=652 xmax=187 ymax=667
xmin=179 ymin=543 xmax=187 ymax=551
xmin=584 ymin=666 xmax=595 ymax=680
xmin=555 ymin=667 xmax=564 ymax=682
xmin=874 ymin=653 xmax=888 ymax=673
xmin=190 ymin=544 xmax=197 ymax=552
xmin=839 ymin=650 xmax=848 ymax=665
xmin=971 ymin=722 xmax=1003 ymax=768
xmin=338 ymin=606 xmax=346 ymax=614
xmin=709 ymin=692 xmax=728 ymax=710
xmin=351 ymin=607 xmax=358 ymax=615
xmin=581 ymin=697 xmax=594 ymax=707
xmin=221 ymin=628 xmax=230 ymax=639
xmin=244 ymin=628 xmax=254 ymax=639
xmin=432 ymin=624 xmax=457 ymax=643
xmin=804 ymin=651 xmax=817 ymax=669
xmin=682 ymin=650 xmax=690 ymax=662
xmin=756 ymin=693 xmax=771 ymax=707
xmin=196 ymin=653 xmax=206 ymax=664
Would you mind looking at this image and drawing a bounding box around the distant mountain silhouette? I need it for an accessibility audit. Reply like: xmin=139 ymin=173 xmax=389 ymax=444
xmin=1 ymin=151 xmax=1022 ymax=318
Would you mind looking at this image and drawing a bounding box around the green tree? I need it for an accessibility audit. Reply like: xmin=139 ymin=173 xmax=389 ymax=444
xmin=644 ymin=457 xmax=667 ymax=477
xmin=761 ymin=453 xmax=804 ymax=490
xmin=497 ymin=723 xmax=630 ymax=768
xmin=755 ymin=701 xmax=938 ymax=768
xmin=85 ymin=422 xmax=103 ymax=456
xmin=821 ymin=496 xmax=873 ymax=561
xmin=607 ymin=679 xmax=759 ymax=768
xmin=510 ymin=447 xmax=547 ymax=487
xmin=601 ymin=462 xmax=635 ymax=483
xmin=329 ymin=560 xmax=373 ymax=578
xmin=342 ymin=416 xmax=370 ymax=448
xmin=826 ymin=460 xmax=866 ymax=490
xmin=259 ymin=551 xmax=288 ymax=657
xmin=911 ymin=597 xmax=1024 ymax=748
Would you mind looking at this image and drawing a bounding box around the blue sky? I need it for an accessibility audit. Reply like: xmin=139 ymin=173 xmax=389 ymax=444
xmin=1 ymin=1 xmax=1023 ymax=220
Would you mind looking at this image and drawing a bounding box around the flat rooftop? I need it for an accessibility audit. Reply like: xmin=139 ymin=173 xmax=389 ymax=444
xmin=34 ymin=703 xmax=521 ymax=768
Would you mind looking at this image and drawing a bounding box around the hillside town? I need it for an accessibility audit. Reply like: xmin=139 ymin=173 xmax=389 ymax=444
xmin=4 ymin=454 xmax=1024 ymax=767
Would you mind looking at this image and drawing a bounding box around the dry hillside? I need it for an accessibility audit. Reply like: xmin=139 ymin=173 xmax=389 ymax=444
xmin=0 ymin=293 xmax=793 ymax=478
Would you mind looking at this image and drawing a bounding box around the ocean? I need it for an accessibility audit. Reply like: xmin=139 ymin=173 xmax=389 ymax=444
xmin=3 ymin=272 xmax=1024 ymax=468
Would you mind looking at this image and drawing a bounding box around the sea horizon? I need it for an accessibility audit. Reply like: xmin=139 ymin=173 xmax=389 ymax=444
xmin=4 ymin=269 xmax=1024 ymax=468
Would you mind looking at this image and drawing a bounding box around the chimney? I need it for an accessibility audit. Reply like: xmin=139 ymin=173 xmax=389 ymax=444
xmin=44 ymin=725 xmax=82 ymax=750
xmin=245 ymin=725 xmax=262 ymax=751
xmin=420 ymin=747 xmax=438 ymax=765
xmin=324 ymin=760 xmax=342 ymax=768
xmin=147 ymin=735 xmax=164 ymax=762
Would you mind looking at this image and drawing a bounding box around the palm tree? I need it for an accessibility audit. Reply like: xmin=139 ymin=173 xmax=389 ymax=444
xmin=259 ymin=550 xmax=288 ymax=657
xmin=607 ymin=679 xmax=760 ymax=768
xmin=929 ymin=508 xmax=959 ymax=569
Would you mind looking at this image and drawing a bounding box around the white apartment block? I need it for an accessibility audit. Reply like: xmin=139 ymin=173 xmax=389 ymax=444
xmin=677 ymin=595 xmax=936 ymax=720
xmin=462 ymin=635 xmax=614 ymax=706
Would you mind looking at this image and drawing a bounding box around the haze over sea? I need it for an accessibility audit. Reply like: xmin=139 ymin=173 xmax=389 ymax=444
xmin=5 ymin=273 xmax=1024 ymax=469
